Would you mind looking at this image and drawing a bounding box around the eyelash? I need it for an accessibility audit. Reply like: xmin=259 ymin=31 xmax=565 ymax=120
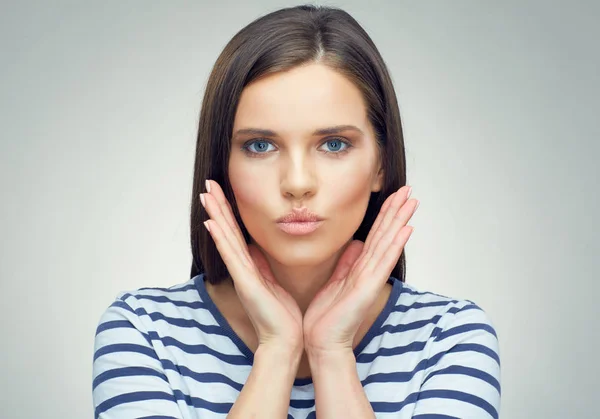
xmin=241 ymin=137 xmax=353 ymax=158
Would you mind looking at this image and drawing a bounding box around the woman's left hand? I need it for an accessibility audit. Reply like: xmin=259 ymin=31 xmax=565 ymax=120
xmin=303 ymin=186 xmax=419 ymax=355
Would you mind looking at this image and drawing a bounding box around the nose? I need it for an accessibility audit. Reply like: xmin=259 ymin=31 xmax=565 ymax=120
xmin=280 ymin=151 xmax=317 ymax=201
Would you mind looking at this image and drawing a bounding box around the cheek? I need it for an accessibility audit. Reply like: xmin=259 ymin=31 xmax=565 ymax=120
xmin=228 ymin=161 xmax=270 ymax=226
xmin=331 ymin=180 xmax=371 ymax=229
xmin=326 ymin=161 xmax=373 ymax=208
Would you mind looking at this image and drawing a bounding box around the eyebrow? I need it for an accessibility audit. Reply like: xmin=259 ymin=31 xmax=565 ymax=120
xmin=232 ymin=124 xmax=364 ymax=139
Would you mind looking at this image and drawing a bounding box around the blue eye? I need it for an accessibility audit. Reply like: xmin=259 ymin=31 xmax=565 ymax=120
xmin=243 ymin=139 xmax=276 ymax=154
xmin=321 ymin=138 xmax=350 ymax=153
xmin=242 ymin=137 xmax=352 ymax=157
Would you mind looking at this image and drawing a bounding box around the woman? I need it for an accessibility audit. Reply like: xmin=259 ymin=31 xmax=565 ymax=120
xmin=93 ymin=4 xmax=501 ymax=418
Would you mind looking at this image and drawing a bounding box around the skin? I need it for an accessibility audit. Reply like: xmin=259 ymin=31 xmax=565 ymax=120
xmin=200 ymin=63 xmax=419 ymax=384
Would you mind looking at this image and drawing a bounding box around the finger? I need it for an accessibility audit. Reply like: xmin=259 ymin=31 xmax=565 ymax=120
xmin=372 ymin=225 xmax=414 ymax=289
xmin=202 ymin=190 xmax=253 ymax=268
xmin=204 ymin=218 xmax=254 ymax=285
xmin=368 ymin=199 xmax=418 ymax=273
xmin=355 ymin=194 xmax=417 ymax=281
xmin=363 ymin=186 xmax=410 ymax=256
xmin=205 ymin=179 xmax=248 ymax=252
xmin=362 ymin=191 xmax=396 ymax=253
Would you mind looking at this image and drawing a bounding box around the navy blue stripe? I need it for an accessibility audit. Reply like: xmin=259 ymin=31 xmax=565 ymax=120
xmin=92 ymin=366 xmax=168 ymax=390
xmin=423 ymin=365 xmax=501 ymax=394
xmin=96 ymin=320 xmax=134 ymax=335
xmin=159 ymin=336 xmax=249 ymax=365
xmin=96 ymin=320 xmax=153 ymax=345
xmin=109 ymin=300 xmax=135 ymax=313
xmin=357 ymin=340 xmax=427 ymax=363
xmin=391 ymin=300 xmax=457 ymax=313
xmin=400 ymin=288 xmax=449 ymax=298
xmin=447 ymin=303 xmax=480 ymax=313
xmin=431 ymin=343 xmax=500 ymax=370
xmin=97 ymin=388 xmax=235 ymax=416
xmin=434 ymin=323 xmax=498 ymax=341
xmin=127 ymin=306 xmax=227 ymax=336
xmin=427 ymin=343 xmax=500 ymax=369
xmin=289 ymin=399 xmax=315 ymax=409
xmin=93 ymin=343 xmax=159 ymax=362
xmin=95 ymin=391 xmax=178 ymax=418
xmin=418 ymin=389 xmax=498 ymax=419
xmin=446 ymin=343 xmax=500 ymax=366
xmin=137 ymin=283 xmax=197 ymax=293
xmin=361 ymin=357 xmax=429 ymax=386
xmin=370 ymin=388 xmax=497 ymax=418
xmin=370 ymin=391 xmax=419 ymax=412
xmin=160 ymin=358 xmax=244 ymax=391
xmin=294 ymin=377 xmax=313 ymax=386
xmin=380 ymin=315 xmax=443 ymax=335
xmin=134 ymin=294 xmax=210 ymax=310
xmin=172 ymin=389 xmax=233 ymax=413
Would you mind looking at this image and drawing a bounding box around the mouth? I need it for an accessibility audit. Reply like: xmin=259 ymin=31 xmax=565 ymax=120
xmin=276 ymin=207 xmax=324 ymax=223
xmin=276 ymin=220 xmax=324 ymax=235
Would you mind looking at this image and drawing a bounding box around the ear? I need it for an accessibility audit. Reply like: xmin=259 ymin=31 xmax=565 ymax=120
xmin=371 ymin=166 xmax=384 ymax=193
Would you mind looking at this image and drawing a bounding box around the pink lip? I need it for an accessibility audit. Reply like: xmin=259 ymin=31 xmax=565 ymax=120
xmin=276 ymin=207 xmax=324 ymax=223
xmin=277 ymin=221 xmax=324 ymax=235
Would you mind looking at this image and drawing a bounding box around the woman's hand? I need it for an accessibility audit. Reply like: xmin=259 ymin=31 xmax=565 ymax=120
xmin=201 ymin=179 xmax=303 ymax=354
xmin=303 ymin=186 xmax=419 ymax=355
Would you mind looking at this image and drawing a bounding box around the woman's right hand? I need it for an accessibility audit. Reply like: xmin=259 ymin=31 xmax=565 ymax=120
xmin=200 ymin=179 xmax=303 ymax=354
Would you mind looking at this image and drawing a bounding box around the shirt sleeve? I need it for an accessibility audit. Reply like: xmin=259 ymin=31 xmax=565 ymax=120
xmin=411 ymin=301 xmax=501 ymax=419
xmin=92 ymin=296 xmax=184 ymax=419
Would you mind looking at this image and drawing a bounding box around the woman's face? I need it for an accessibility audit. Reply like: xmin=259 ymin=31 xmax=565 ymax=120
xmin=229 ymin=63 xmax=383 ymax=267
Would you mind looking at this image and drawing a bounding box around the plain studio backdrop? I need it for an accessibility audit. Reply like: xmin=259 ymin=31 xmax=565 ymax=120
xmin=1 ymin=1 xmax=598 ymax=418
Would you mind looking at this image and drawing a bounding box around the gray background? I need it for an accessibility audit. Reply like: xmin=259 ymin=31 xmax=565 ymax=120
xmin=1 ymin=1 xmax=598 ymax=418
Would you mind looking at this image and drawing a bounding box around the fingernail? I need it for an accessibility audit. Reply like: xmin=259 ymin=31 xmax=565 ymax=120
xmin=205 ymin=179 xmax=211 ymax=193
xmin=203 ymin=221 xmax=210 ymax=232
xmin=200 ymin=193 xmax=206 ymax=207
xmin=415 ymin=200 xmax=420 ymax=210
xmin=406 ymin=186 xmax=412 ymax=199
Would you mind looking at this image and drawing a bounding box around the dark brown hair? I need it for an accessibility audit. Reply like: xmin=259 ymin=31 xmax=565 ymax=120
xmin=190 ymin=4 xmax=407 ymax=284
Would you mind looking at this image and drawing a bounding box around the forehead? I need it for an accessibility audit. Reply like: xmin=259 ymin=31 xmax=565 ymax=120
xmin=233 ymin=63 xmax=369 ymax=134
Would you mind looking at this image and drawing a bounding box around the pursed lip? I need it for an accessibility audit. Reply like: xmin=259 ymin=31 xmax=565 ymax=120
xmin=276 ymin=207 xmax=324 ymax=223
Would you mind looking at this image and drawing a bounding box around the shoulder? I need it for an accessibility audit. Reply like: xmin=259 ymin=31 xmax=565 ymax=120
xmin=394 ymin=280 xmax=498 ymax=340
xmin=393 ymin=279 xmax=500 ymax=376
xmin=95 ymin=275 xmax=208 ymax=338
xmin=92 ymin=276 xmax=208 ymax=417
xmin=116 ymin=276 xmax=201 ymax=309
xmin=384 ymin=279 xmax=500 ymax=365
xmin=391 ymin=281 xmax=501 ymax=417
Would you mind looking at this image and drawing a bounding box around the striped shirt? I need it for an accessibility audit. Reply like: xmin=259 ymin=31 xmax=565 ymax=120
xmin=92 ymin=273 xmax=501 ymax=418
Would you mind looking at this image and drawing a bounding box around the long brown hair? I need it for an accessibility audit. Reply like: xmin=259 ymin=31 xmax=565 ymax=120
xmin=190 ymin=4 xmax=407 ymax=284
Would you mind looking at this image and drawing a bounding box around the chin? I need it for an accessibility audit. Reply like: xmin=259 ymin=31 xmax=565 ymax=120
xmin=272 ymin=240 xmax=342 ymax=266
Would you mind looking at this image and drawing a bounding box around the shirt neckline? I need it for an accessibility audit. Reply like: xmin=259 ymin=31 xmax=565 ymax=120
xmin=194 ymin=272 xmax=403 ymax=387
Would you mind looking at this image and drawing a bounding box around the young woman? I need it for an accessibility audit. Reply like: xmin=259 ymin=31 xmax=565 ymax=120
xmin=93 ymin=5 xmax=501 ymax=418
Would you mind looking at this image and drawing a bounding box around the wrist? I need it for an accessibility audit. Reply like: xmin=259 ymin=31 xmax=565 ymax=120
xmin=305 ymin=342 xmax=353 ymax=359
xmin=256 ymin=342 xmax=303 ymax=364
xmin=306 ymin=346 xmax=355 ymax=367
